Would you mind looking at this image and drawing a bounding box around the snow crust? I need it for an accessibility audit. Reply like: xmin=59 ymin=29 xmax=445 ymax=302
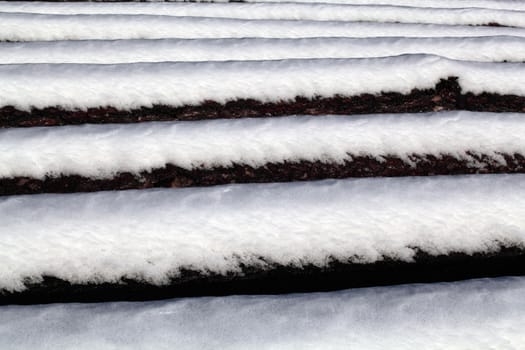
xmin=2 ymin=36 xmax=525 ymax=64
xmin=1 ymin=55 xmax=525 ymax=111
xmin=1 ymin=2 xmax=525 ymax=27
xmin=1 ymin=174 xmax=525 ymax=291
xmin=1 ymin=111 xmax=525 ymax=179
xmin=133 ymin=0 xmax=525 ymax=11
xmin=4 ymin=13 xmax=525 ymax=41
xmin=1 ymin=277 xmax=525 ymax=349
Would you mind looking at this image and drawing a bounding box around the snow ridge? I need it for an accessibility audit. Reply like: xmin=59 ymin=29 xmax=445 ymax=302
xmin=1 ymin=111 xmax=524 ymax=179
xmin=1 ymin=174 xmax=524 ymax=292
xmin=4 ymin=13 xmax=525 ymax=41
xmin=2 ymin=2 xmax=525 ymax=27
xmin=2 ymin=36 xmax=524 ymax=64
xmin=1 ymin=55 xmax=524 ymax=111
xmin=124 ymin=0 xmax=525 ymax=11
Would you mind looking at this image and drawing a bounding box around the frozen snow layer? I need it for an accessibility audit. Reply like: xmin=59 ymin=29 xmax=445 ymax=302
xmin=3 ymin=13 xmax=525 ymax=41
xmin=1 ymin=174 xmax=525 ymax=291
xmin=1 ymin=55 xmax=525 ymax=111
xmin=2 ymin=278 xmax=525 ymax=349
xmin=1 ymin=111 xmax=525 ymax=179
xmin=2 ymin=36 xmax=525 ymax=64
xmin=2 ymin=2 xmax=525 ymax=27
xmin=228 ymin=0 xmax=525 ymax=11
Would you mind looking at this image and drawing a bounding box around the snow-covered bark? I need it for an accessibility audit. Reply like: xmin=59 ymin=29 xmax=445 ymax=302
xmin=1 ymin=112 xmax=524 ymax=179
xmin=2 ymin=36 xmax=524 ymax=64
xmin=1 ymin=2 xmax=525 ymax=27
xmin=4 ymin=13 xmax=525 ymax=41
xmin=1 ymin=174 xmax=524 ymax=292
xmin=1 ymin=56 xmax=524 ymax=110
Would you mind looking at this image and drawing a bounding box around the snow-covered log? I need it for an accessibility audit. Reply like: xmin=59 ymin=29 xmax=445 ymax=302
xmin=239 ymin=0 xmax=525 ymax=11
xmin=4 ymin=13 xmax=525 ymax=41
xmin=13 ymin=0 xmax=524 ymax=11
xmin=1 ymin=112 xmax=525 ymax=195
xmin=1 ymin=2 xmax=525 ymax=27
xmin=222 ymin=0 xmax=525 ymax=10
xmin=1 ymin=56 xmax=525 ymax=127
xmin=114 ymin=0 xmax=525 ymax=11
xmin=2 ymin=36 xmax=524 ymax=64
xmin=1 ymin=175 xmax=525 ymax=303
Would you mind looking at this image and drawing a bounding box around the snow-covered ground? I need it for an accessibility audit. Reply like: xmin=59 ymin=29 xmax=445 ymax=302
xmin=2 ymin=277 xmax=525 ymax=349
xmin=1 ymin=112 xmax=523 ymax=179
xmin=1 ymin=55 xmax=524 ymax=111
xmin=2 ymin=2 xmax=525 ymax=27
xmin=1 ymin=174 xmax=524 ymax=292
xmin=5 ymin=13 xmax=525 ymax=41
xmin=2 ymin=36 xmax=524 ymax=64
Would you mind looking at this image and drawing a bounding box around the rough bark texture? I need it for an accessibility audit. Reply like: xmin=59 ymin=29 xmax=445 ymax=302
xmin=1 ymin=153 xmax=524 ymax=196
xmin=2 ymin=78 xmax=524 ymax=128
xmin=2 ymin=247 xmax=524 ymax=305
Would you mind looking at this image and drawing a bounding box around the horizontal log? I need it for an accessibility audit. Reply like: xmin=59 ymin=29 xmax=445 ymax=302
xmin=2 ymin=154 xmax=525 ymax=196
xmin=2 ymin=78 xmax=525 ymax=128
xmin=2 ymin=175 xmax=525 ymax=304
xmin=3 ymin=247 xmax=525 ymax=305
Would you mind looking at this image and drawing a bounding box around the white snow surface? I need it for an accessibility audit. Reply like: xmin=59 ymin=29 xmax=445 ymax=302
xmin=1 ymin=174 xmax=525 ymax=291
xmin=2 ymin=36 xmax=525 ymax=64
xmin=2 ymin=277 xmax=525 ymax=349
xmin=1 ymin=55 xmax=525 ymax=111
xmin=1 ymin=112 xmax=525 ymax=179
xmin=2 ymin=2 xmax=525 ymax=27
xmin=139 ymin=0 xmax=525 ymax=11
xmin=4 ymin=13 xmax=525 ymax=41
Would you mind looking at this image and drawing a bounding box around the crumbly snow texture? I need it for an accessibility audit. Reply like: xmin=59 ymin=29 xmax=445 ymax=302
xmin=251 ymin=0 xmax=525 ymax=11
xmin=1 ymin=55 xmax=525 ymax=111
xmin=133 ymin=0 xmax=525 ymax=11
xmin=1 ymin=111 xmax=524 ymax=179
xmin=4 ymin=13 xmax=525 ymax=41
xmin=1 ymin=2 xmax=525 ymax=27
xmin=1 ymin=277 xmax=525 ymax=349
xmin=2 ymin=36 xmax=525 ymax=64
xmin=35 ymin=0 xmax=525 ymax=11
xmin=1 ymin=174 xmax=525 ymax=291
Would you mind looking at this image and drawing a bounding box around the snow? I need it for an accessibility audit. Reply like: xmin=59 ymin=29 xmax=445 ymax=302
xmin=1 ymin=55 xmax=524 ymax=111
xmin=1 ymin=2 xmax=525 ymax=27
xmin=4 ymin=13 xmax=525 ymax=41
xmin=1 ymin=174 xmax=525 ymax=292
xmin=1 ymin=111 xmax=524 ymax=179
xmin=220 ymin=0 xmax=525 ymax=11
xmin=2 ymin=36 xmax=525 ymax=64
xmin=1 ymin=277 xmax=525 ymax=349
